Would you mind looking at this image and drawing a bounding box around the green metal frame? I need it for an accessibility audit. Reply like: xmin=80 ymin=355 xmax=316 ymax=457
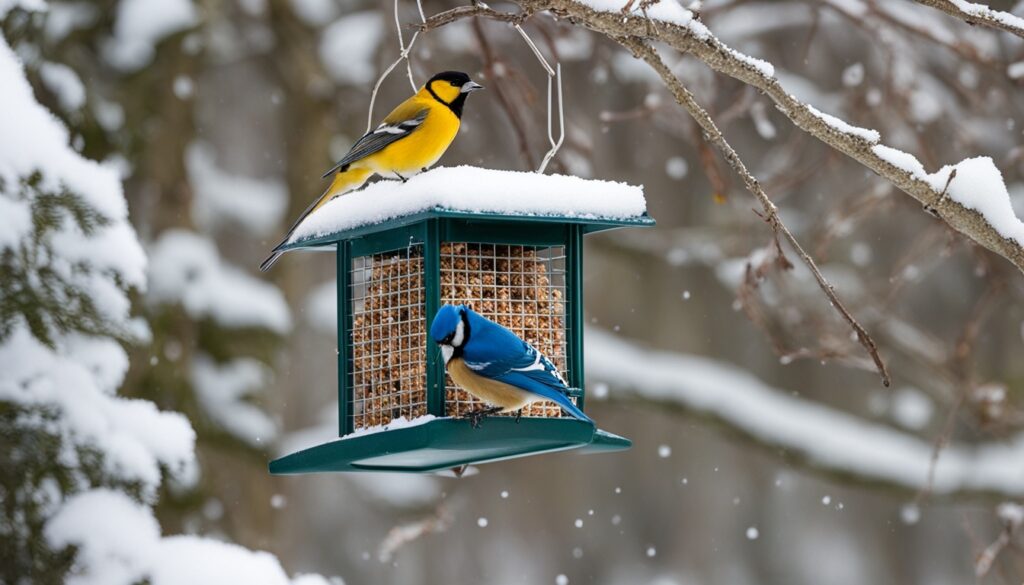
xmin=270 ymin=209 xmax=654 ymax=475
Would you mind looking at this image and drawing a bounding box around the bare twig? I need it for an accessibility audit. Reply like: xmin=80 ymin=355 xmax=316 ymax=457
xmin=378 ymin=505 xmax=453 ymax=562
xmin=417 ymin=4 xmax=527 ymax=31
xmin=915 ymin=283 xmax=1002 ymax=503
xmin=974 ymin=502 xmax=1023 ymax=577
xmin=911 ymin=0 xmax=1024 ymax=40
xmin=924 ymin=167 xmax=957 ymax=217
xmin=916 ymin=385 xmax=967 ymax=505
xmin=619 ymin=37 xmax=890 ymax=386
xmin=470 ymin=18 xmax=538 ymax=169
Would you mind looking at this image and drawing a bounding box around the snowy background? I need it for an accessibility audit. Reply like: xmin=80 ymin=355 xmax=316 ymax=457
xmin=2 ymin=0 xmax=1024 ymax=584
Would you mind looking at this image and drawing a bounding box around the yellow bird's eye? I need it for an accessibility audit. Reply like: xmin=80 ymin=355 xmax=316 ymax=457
xmin=451 ymin=81 xmax=459 ymax=86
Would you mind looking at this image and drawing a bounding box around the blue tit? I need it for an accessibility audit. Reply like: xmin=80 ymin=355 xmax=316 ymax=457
xmin=429 ymin=304 xmax=591 ymax=426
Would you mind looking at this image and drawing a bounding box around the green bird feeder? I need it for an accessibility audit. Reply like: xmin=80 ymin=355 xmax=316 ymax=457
xmin=269 ymin=167 xmax=653 ymax=474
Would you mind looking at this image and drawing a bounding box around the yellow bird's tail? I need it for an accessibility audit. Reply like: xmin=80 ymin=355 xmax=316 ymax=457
xmin=260 ymin=167 xmax=373 ymax=271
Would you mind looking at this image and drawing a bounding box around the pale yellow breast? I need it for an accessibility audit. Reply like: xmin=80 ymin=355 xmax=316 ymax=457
xmin=447 ymin=358 xmax=534 ymax=413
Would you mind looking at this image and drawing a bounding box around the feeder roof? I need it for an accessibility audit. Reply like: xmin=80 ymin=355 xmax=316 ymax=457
xmin=281 ymin=166 xmax=653 ymax=251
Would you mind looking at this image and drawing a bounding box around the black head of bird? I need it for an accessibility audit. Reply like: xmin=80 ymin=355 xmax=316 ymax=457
xmin=424 ymin=71 xmax=484 ymax=118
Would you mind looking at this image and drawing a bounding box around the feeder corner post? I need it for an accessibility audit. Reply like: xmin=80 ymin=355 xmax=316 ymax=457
xmin=424 ymin=218 xmax=446 ymax=418
xmin=336 ymin=240 xmax=353 ymax=436
xmin=567 ymin=222 xmax=585 ymax=410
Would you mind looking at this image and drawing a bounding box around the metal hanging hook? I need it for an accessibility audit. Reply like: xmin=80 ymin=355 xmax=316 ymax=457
xmin=366 ymin=0 xmax=427 ymax=133
xmin=476 ymin=1 xmax=565 ymax=173
xmin=513 ymin=21 xmax=563 ymax=173
xmin=537 ymin=63 xmax=564 ymax=174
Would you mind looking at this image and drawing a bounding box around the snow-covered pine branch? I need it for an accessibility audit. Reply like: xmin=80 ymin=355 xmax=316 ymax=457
xmin=0 ymin=13 xmax=333 ymax=584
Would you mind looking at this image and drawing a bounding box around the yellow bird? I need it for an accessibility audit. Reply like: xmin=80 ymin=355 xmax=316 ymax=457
xmin=260 ymin=71 xmax=484 ymax=271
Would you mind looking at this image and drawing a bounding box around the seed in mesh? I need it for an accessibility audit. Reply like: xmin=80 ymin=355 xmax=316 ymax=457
xmin=350 ymin=251 xmax=427 ymax=429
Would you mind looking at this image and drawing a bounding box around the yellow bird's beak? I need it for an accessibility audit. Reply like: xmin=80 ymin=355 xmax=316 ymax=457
xmin=461 ymin=81 xmax=484 ymax=93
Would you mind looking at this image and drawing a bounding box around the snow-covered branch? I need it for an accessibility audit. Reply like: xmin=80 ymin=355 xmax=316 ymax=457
xmin=588 ymin=328 xmax=1024 ymax=499
xmin=423 ymin=0 xmax=1024 ymax=275
xmin=616 ymin=36 xmax=890 ymax=386
xmin=912 ymin=0 xmax=1024 ymax=40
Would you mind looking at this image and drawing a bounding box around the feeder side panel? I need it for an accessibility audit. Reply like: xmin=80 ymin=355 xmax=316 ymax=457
xmin=424 ymin=219 xmax=446 ymax=417
xmin=338 ymin=241 xmax=353 ymax=436
xmin=348 ymin=233 xmax=428 ymax=431
xmin=568 ymin=223 xmax=585 ymax=410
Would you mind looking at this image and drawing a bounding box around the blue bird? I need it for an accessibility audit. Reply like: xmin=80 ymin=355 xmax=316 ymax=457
xmin=430 ymin=304 xmax=591 ymax=427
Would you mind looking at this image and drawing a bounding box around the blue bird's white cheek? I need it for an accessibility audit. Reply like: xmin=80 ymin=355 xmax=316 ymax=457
xmin=441 ymin=344 xmax=454 ymax=364
xmin=452 ymin=319 xmax=465 ymax=347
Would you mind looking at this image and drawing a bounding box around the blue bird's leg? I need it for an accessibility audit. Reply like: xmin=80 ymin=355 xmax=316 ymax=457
xmin=514 ymin=409 xmax=523 ymax=424
xmin=463 ymin=406 xmax=502 ymax=429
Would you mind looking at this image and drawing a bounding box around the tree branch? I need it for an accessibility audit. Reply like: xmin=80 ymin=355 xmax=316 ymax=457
xmin=430 ymin=0 xmax=1024 ymax=275
xmin=416 ymin=4 xmax=528 ymax=31
xmin=911 ymin=0 xmax=1024 ymax=40
xmin=617 ymin=36 xmax=890 ymax=386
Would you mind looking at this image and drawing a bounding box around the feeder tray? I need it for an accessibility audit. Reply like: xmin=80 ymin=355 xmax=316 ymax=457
xmin=270 ymin=207 xmax=653 ymax=475
xmin=270 ymin=417 xmax=631 ymax=474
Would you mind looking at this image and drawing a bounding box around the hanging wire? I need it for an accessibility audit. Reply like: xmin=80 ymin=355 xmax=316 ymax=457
xmin=500 ymin=3 xmax=565 ymax=173
xmin=367 ymin=0 xmax=565 ymax=172
xmin=366 ymin=0 xmax=426 ymax=133
xmin=537 ymin=63 xmax=564 ymax=173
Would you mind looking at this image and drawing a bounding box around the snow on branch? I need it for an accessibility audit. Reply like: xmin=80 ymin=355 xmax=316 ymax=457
xmin=912 ymin=0 xmax=1024 ymax=40
xmin=587 ymin=329 xmax=1024 ymax=498
xmin=422 ymin=0 xmax=1024 ymax=275
xmin=616 ymin=37 xmax=890 ymax=386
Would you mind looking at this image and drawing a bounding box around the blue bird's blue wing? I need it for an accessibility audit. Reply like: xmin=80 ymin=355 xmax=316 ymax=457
xmin=460 ymin=312 xmax=590 ymax=422
xmin=492 ymin=353 xmax=591 ymax=423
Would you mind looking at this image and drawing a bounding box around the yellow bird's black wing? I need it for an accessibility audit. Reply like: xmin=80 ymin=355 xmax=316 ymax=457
xmin=321 ymin=106 xmax=430 ymax=178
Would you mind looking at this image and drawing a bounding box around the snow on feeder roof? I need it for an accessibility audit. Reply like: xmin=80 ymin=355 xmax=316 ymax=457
xmin=280 ymin=166 xmax=651 ymax=250
xmin=269 ymin=167 xmax=652 ymax=475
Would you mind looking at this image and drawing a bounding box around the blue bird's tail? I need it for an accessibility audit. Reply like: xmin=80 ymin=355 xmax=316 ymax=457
xmin=553 ymin=392 xmax=592 ymax=423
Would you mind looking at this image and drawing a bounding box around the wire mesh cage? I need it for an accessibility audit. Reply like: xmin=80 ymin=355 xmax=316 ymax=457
xmin=348 ymin=241 xmax=572 ymax=432
xmin=350 ymin=246 xmax=427 ymax=429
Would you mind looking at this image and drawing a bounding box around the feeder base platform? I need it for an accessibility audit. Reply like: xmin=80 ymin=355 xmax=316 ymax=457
xmin=269 ymin=417 xmax=630 ymax=474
